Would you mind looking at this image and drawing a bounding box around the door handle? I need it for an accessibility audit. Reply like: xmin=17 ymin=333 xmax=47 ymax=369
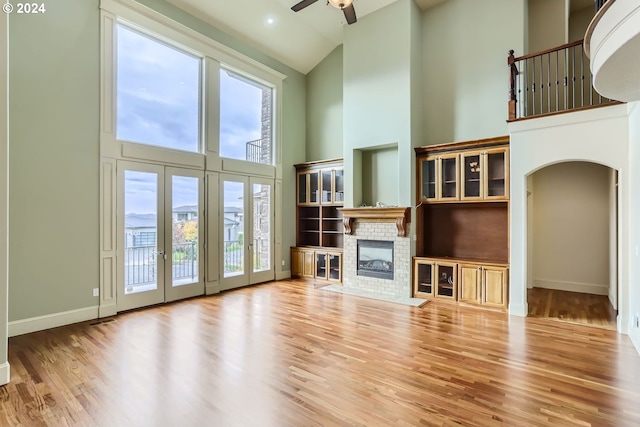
xmin=157 ymin=250 xmax=166 ymax=260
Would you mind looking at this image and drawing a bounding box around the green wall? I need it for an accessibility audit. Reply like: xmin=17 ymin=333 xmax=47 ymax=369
xmin=422 ymin=0 xmax=526 ymax=145
xmin=8 ymin=0 xmax=305 ymax=321
xmin=306 ymin=45 xmax=343 ymax=162
xmin=9 ymin=0 xmax=100 ymax=320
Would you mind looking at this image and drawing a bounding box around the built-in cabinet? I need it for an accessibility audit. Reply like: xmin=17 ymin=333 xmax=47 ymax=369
xmin=414 ymin=136 xmax=510 ymax=310
xmin=292 ymin=159 xmax=344 ymax=283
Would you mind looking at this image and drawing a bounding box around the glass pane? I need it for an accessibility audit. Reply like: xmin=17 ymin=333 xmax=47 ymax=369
xmin=117 ymin=25 xmax=200 ymax=153
xmin=252 ymin=183 xmax=271 ymax=273
xmin=220 ymin=69 xmax=273 ymax=164
xmin=316 ymin=253 xmax=327 ymax=278
xmin=172 ymin=176 xmax=199 ymax=287
xmin=309 ymin=172 xmax=319 ymax=203
xmin=437 ymin=265 xmax=454 ymax=297
xmin=417 ymin=263 xmax=433 ymax=294
xmin=223 ymin=181 xmax=244 ymax=277
xmin=463 ymin=155 xmax=481 ymax=197
xmin=298 ymin=174 xmax=306 ymax=204
xmin=322 ymin=170 xmax=332 ymax=203
xmin=334 ymin=169 xmax=344 ymax=203
xmin=487 ymin=152 xmax=506 ymax=197
xmin=329 ymin=254 xmax=340 ymax=280
xmin=422 ymin=159 xmax=436 ymax=199
xmin=124 ymin=171 xmax=158 ymax=294
xmin=441 ymin=157 xmax=457 ymax=198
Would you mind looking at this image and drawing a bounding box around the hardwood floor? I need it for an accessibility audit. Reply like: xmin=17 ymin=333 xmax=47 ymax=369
xmin=527 ymin=287 xmax=618 ymax=330
xmin=1 ymin=279 xmax=639 ymax=427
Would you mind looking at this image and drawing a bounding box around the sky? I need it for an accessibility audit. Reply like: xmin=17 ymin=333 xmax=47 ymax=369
xmin=117 ymin=24 xmax=266 ymax=215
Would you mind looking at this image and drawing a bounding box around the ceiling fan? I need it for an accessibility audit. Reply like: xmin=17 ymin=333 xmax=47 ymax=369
xmin=291 ymin=0 xmax=357 ymax=25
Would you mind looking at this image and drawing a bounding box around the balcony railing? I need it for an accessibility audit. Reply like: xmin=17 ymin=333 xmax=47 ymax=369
xmin=245 ymin=138 xmax=271 ymax=164
xmin=124 ymin=242 xmax=198 ymax=287
xmin=508 ymin=40 xmax=618 ymax=121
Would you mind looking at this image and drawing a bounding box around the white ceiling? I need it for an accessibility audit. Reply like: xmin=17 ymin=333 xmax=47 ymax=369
xmin=167 ymin=0 xmax=448 ymax=74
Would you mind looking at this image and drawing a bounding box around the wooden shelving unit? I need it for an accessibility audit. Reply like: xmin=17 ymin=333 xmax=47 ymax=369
xmin=414 ymin=136 xmax=510 ymax=310
xmin=291 ymin=159 xmax=344 ymax=282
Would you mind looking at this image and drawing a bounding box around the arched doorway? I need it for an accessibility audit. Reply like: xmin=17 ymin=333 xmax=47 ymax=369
xmin=526 ymin=161 xmax=617 ymax=329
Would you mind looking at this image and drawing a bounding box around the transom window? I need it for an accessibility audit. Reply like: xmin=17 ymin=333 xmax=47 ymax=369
xmin=220 ymin=69 xmax=273 ymax=165
xmin=116 ymin=24 xmax=201 ymax=153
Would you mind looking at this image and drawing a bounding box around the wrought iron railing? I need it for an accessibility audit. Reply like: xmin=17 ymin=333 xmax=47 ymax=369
xmin=508 ymin=40 xmax=617 ymax=120
xmin=223 ymin=238 xmax=270 ymax=274
xmin=245 ymin=138 xmax=270 ymax=164
xmin=124 ymin=245 xmax=156 ymax=286
xmin=124 ymin=242 xmax=199 ymax=287
xmin=172 ymin=242 xmax=198 ymax=281
xmin=595 ymin=0 xmax=609 ymax=12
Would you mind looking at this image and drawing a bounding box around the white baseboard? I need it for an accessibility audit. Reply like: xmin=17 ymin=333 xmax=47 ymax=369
xmin=629 ymin=326 xmax=640 ymax=357
xmin=276 ymin=270 xmax=291 ymax=281
xmin=0 ymin=362 xmax=9 ymax=385
xmin=509 ymin=302 xmax=528 ymax=317
xmin=8 ymin=306 xmax=99 ymax=337
xmin=532 ymin=279 xmax=608 ymax=295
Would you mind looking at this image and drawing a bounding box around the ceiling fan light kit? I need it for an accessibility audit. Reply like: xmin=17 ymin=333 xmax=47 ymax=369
xmin=328 ymin=0 xmax=353 ymax=9
xmin=291 ymin=0 xmax=357 ymax=25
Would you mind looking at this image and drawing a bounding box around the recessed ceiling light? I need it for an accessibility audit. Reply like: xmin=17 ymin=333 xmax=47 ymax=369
xmin=265 ymin=16 xmax=275 ymax=26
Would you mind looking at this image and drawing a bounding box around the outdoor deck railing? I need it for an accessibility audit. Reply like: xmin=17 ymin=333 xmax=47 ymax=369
xmin=508 ymin=40 xmax=618 ymax=121
xmin=124 ymin=242 xmax=198 ymax=286
xmin=245 ymin=138 xmax=270 ymax=164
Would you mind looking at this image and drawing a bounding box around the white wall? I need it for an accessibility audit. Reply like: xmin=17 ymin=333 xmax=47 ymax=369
xmin=531 ymin=162 xmax=611 ymax=295
xmin=628 ymin=101 xmax=640 ymax=353
xmin=509 ymin=104 xmax=629 ymax=333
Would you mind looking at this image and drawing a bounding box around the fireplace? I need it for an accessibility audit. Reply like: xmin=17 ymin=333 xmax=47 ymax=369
xmin=357 ymin=240 xmax=394 ymax=280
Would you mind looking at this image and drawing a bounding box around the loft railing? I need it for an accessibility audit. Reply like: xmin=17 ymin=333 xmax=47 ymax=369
xmin=595 ymin=0 xmax=609 ymax=12
xmin=508 ymin=40 xmax=618 ymax=121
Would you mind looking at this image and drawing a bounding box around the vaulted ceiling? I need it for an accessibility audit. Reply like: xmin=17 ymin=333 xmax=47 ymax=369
xmin=167 ymin=0 xmax=448 ymax=74
xmin=166 ymin=0 xmax=594 ymax=75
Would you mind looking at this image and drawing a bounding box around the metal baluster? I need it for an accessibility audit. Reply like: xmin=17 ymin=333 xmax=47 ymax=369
xmin=532 ymin=56 xmax=536 ymax=116
xmin=572 ymin=45 xmax=576 ymax=109
xmin=556 ymin=50 xmax=560 ymax=111
xmin=564 ymin=48 xmax=568 ymax=111
xmin=581 ymin=47 xmax=585 ymax=107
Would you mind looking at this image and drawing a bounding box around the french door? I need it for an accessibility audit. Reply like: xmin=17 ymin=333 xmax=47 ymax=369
xmin=117 ymin=161 xmax=204 ymax=312
xmin=220 ymin=174 xmax=274 ymax=290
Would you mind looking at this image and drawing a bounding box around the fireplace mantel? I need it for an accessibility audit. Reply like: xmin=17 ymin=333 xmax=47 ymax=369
xmin=339 ymin=207 xmax=411 ymax=237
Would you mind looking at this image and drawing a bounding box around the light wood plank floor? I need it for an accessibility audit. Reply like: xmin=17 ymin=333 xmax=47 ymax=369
xmin=1 ymin=279 xmax=639 ymax=427
xmin=527 ymin=287 xmax=618 ymax=330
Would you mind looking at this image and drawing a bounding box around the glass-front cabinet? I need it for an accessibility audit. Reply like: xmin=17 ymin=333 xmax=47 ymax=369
xmin=315 ymin=252 xmax=342 ymax=282
xmin=414 ymin=258 xmax=435 ymax=298
xmin=461 ymin=148 xmax=509 ymax=201
xmin=420 ymin=157 xmax=437 ymax=201
xmin=435 ymin=262 xmax=457 ymax=299
xmin=439 ymin=154 xmax=459 ymax=200
xmin=419 ymin=154 xmax=459 ymax=202
xmin=298 ymin=170 xmax=320 ymax=205
xmin=484 ymin=148 xmax=509 ymax=200
xmin=294 ymin=159 xmax=344 ymax=284
xmin=320 ymin=167 xmax=344 ymax=205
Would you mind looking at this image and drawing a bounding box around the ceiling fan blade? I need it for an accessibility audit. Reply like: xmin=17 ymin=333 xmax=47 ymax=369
xmin=291 ymin=0 xmax=319 ymax=12
xmin=343 ymin=4 xmax=357 ymax=24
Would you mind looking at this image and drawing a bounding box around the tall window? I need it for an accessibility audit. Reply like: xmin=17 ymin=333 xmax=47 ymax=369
xmin=220 ymin=69 xmax=273 ymax=165
xmin=116 ymin=24 xmax=201 ymax=153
